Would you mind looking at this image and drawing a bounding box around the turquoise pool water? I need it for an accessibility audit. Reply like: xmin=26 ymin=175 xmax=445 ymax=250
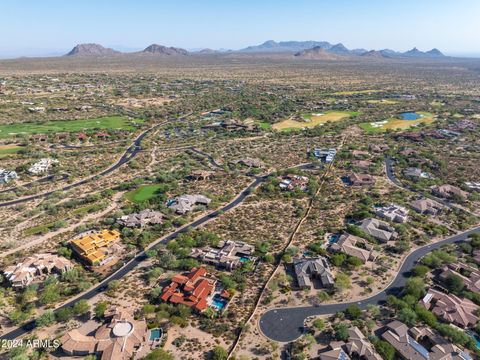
xmin=211 ymin=294 xmax=228 ymax=310
xmin=239 ymin=255 xmax=250 ymax=262
xmin=150 ymin=328 xmax=162 ymax=340
xmin=328 ymin=234 xmax=340 ymax=244
xmin=467 ymin=331 xmax=480 ymax=349
xmin=400 ymin=112 xmax=421 ymax=120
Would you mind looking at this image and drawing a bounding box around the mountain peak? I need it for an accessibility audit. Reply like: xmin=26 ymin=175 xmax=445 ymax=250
xmin=426 ymin=48 xmax=444 ymax=56
xmin=65 ymin=43 xmax=120 ymax=56
xmin=404 ymin=47 xmax=445 ymax=57
xmin=142 ymin=44 xmax=188 ymax=56
xmin=261 ymin=40 xmax=277 ymax=46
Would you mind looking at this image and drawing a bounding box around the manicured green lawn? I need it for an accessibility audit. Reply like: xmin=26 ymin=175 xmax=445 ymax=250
xmin=256 ymin=121 xmax=272 ymax=130
xmin=0 ymin=145 xmax=23 ymax=158
xmin=125 ymin=184 xmax=163 ymax=203
xmin=0 ymin=116 xmax=144 ymax=139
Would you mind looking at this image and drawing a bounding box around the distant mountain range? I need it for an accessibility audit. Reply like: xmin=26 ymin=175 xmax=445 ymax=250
xmin=64 ymin=40 xmax=446 ymax=59
xmin=66 ymin=43 xmax=189 ymax=57
xmin=244 ymin=40 xmax=445 ymax=58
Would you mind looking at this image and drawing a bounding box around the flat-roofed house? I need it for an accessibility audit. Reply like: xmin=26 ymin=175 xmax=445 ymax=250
xmin=190 ymin=240 xmax=256 ymax=271
xmin=293 ymin=257 xmax=334 ymax=289
xmin=0 ymin=169 xmax=18 ymax=184
xmin=70 ymin=229 xmax=121 ymax=266
xmin=403 ymin=167 xmax=431 ymax=179
xmin=313 ymin=148 xmax=337 ymax=163
xmin=279 ymin=174 xmax=309 ymax=191
xmin=374 ymin=203 xmax=409 ymax=223
xmin=28 ymin=158 xmax=59 ymax=175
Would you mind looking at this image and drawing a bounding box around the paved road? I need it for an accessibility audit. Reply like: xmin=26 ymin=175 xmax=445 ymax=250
xmin=384 ymin=156 xmax=456 ymax=210
xmin=0 ymin=172 xmax=267 ymax=340
xmin=258 ymin=226 xmax=480 ymax=342
xmin=0 ymin=159 xmax=317 ymax=340
xmin=0 ymin=124 xmax=161 ymax=208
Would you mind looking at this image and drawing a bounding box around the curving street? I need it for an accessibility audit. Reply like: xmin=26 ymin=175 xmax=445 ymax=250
xmin=0 ymin=171 xmax=269 ymax=340
xmin=0 ymin=158 xmax=319 ymax=340
xmin=0 ymin=122 xmax=163 ymax=208
xmin=258 ymin=225 xmax=480 ymax=342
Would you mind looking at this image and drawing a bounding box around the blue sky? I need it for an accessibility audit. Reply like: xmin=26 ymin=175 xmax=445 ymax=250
xmin=1 ymin=0 xmax=479 ymax=57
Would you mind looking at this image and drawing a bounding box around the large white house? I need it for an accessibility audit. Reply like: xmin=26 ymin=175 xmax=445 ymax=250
xmin=28 ymin=158 xmax=59 ymax=175
xmin=0 ymin=168 xmax=18 ymax=184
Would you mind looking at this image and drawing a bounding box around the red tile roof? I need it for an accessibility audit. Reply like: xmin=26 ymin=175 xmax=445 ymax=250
xmin=160 ymin=267 xmax=215 ymax=312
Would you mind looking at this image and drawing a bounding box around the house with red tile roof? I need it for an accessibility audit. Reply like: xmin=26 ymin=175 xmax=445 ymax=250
xmin=95 ymin=132 xmax=110 ymax=139
xmin=77 ymin=132 xmax=88 ymax=141
xmin=160 ymin=267 xmax=216 ymax=312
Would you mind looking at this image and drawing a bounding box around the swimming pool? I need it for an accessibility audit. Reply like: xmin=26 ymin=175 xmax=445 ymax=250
xmin=239 ymin=255 xmax=250 ymax=262
xmin=328 ymin=234 xmax=340 ymax=244
xmin=467 ymin=331 xmax=480 ymax=350
xmin=150 ymin=328 xmax=162 ymax=341
xmin=211 ymin=294 xmax=228 ymax=311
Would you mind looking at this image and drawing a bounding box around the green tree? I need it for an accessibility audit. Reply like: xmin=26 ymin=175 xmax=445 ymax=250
xmin=211 ymin=346 xmax=228 ymax=360
xmin=333 ymin=323 xmax=349 ymax=341
xmin=398 ymin=307 xmax=418 ymax=327
xmin=411 ymin=265 xmax=430 ymax=278
xmin=445 ymin=274 xmax=464 ymax=293
xmin=94 ymin=301 xmax=108 ymax=319
xmin=347 ymin=256 xmax=363 ymax=268
xmin=404 ymin=277 xmax=425 ymax=299
xmin=55 ymin=307 xmax=74 ymax=322
xmin=374 ymin=340 xmax=396 ymax=360
xmin=345 ymin=305 xmax=362 ymax=320
xmin=330 ymin=253 xmax=346 ymax=267
xmin=414 ymin=304 xmax=438 ymax=327
xmin=39 ymin=284 xmax=60 ymax=305
xmin=366 ymin=304 xmax=380 ymax=318
xmin=36 ymin=310 xmax=56 ymax=328
xmin=335 ymin=273 xmax=351 ymax=293
xmin=144 ymin=349 xmax=175 ymax=360
xmin=107 ymin=280 xmax=121 ymax=292
xmin=73 ymin=299 xmax=90 ymax=316
xmin=312 ymin=318 xmax=325 ymax=330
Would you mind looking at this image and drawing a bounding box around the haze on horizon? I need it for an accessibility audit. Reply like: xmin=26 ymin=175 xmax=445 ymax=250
xmin=1 ymin=0 xmax=479 ymax=58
